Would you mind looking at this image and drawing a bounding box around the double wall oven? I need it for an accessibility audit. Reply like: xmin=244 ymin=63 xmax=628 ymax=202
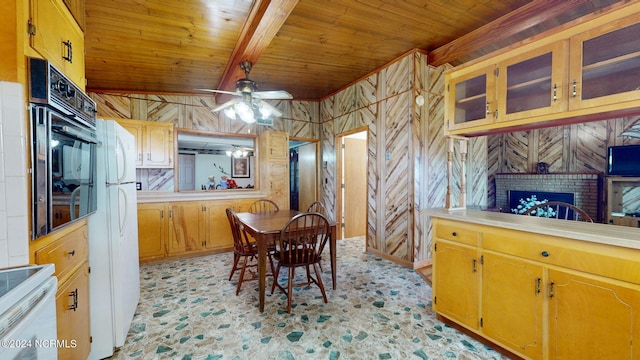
xmin=28 ymin=57 xmax=98 ymax=239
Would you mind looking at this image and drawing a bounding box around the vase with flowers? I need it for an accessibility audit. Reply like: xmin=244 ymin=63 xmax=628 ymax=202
xmin=511 ymin=195 xmax=556 ymax=217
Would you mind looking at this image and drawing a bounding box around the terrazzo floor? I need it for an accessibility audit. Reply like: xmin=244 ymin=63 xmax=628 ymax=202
xmin=111 ymin=237 xmax=511 ymax=360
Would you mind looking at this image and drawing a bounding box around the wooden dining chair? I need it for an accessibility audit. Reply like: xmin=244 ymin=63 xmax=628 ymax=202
xmin=306 ymin=201 xmax=326 ymax=215
xmin=226 ymin=208 xmax=274 ymax=295
xmin=271 ymin=212 xmax=330 ymax=313
xmin=248 ymin=199 xmax=280 ymax=214
xmin=523 ymin=201 xmax=593 ymax=222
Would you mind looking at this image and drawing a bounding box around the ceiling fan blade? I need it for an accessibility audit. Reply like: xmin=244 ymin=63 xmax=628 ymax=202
xmin=212 ymin=98 xmax=239 ymax=112
xmin=257 ymin=100 xmax=283 ymax=117
xmin=195 ymin=89 xmax=240 ymax=96
xmin=253 ymin=90 xmax=293 ymax=100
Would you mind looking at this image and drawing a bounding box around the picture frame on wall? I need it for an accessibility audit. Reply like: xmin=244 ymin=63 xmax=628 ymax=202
xmin=231 ymin=156 xmax=250 ymax=178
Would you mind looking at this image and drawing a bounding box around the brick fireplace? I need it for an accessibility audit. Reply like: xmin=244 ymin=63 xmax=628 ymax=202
xmin=494 ymin=173 xmax=603 ymax=222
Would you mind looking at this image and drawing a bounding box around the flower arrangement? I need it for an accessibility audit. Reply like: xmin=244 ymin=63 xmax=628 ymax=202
xmin=511 ymin=195 xmax=556 ymax=217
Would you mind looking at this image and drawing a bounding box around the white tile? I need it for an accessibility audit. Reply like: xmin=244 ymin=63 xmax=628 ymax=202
xmin=5 ymin=176 xmax=27 ymax=218
xmin=3 ymin=136 xmax=26 ymax=177
xmin=0 ymin=239 xmax=8 ymax=268
xmin=0 ymin=210 xmax=6 ymax=241
xmin=6 ymin=215 xmax=28 ymax=266
xmin=0 ymin=81 xmax=23 ymax=96
xmin=0 ymin=179 xmax=5 ymax=213
xmin=1 ymin=102 xmax=25 ymax=138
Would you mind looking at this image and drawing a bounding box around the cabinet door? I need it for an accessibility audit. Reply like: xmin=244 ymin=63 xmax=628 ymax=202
xmin=118 ymin=122 xmax=144 ymax=166
xmin=168 ymin=202 xmax=202 ymax=254
xmin=446 ymin=66 xmax=496 ymax=131
xmin=433 ymin=240 xmax=480 ymax=330
xmin=548 ymin=269 xmax=640 ymax=359
xmin=144 ymin=124 xmax=173 ymax=168
xmin=569 ymin=15 xmax=640 ymax=111
xmin=30 ymin=0 xmax=85 ymax=88
xmin=137 ymin=203 xmax=166 ymax=260
xmin=56 ymin=262 xmax=90 ymax=360
xmin=267 ymin=131 xmax=289 ymax=160
xmin=481 ymin=252 xmax=543 ymax=359
xmin=203 ymin=201 xmax=235 ymax=250
xmin=497 ymin=41 xmax=568 ymax=123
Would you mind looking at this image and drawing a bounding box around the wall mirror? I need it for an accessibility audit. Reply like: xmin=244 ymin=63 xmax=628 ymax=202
xmin=176 ymin=130 xmax=256 ymax=191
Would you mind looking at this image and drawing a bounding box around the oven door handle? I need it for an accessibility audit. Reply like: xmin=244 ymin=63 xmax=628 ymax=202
xmin=52 ymin=124 xmax=99 ymax=144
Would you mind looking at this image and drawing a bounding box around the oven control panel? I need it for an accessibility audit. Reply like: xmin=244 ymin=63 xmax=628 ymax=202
xmin=29 ymin=57 xmax=97 ymax=128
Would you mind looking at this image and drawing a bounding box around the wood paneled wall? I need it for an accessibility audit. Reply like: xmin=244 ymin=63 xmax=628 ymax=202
xmin=319 ymin=49 xmax=487 ymax=264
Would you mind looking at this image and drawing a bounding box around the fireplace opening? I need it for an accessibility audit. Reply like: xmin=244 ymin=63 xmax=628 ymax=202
xmin=508 ymin=190 xmax=575 ymax=213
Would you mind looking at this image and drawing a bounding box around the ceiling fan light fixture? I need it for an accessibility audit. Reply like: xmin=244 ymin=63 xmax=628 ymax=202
xmin=223 ymin=107 xmax=236 ymax=119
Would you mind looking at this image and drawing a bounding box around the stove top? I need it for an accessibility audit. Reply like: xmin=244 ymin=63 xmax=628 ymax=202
xmin=0 ymin=264 xmax=55 ymax=315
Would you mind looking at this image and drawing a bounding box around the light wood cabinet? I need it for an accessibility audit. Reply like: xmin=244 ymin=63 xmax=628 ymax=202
xmin=29 ymin=0 xmax=85 ymax=88
xmin=137 ymin=203 xmax=168 ymax=261
xmin=258 ymin=131 xmax=290 ymax=210
xmin=168 ymin=201 xmax=203 ymax=254
xmin=116 ymin=119 xmax=174 ymax=168
xmin=445 ymin=4 xmax=640 ymax=136
xmin=137 ymin=198 xmax=260 ymax=261
xmin=432 ymin=217 xmax=640 ymax=359
xmin=433 ymin=240 xmax=479 ymax=330
xmin=32 ymin=220 xmax=90 ymax=360
xmin=605 ymin=176 xmax=640 ymax=227
xmin=569 ymin=15 xmax=640 ymax=111
xmin=55 ymin=261 xmax=90 ymax=360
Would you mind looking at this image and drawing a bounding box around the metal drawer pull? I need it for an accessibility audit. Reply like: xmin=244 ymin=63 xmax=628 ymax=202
xmin=451 ymin=232 xmax=457 ymax=237
xmin=68 ymin=288 xmax=78 ymax=311
xmin=68 ymin=250 xmax=76 ymax=256
xmin=541 ymin=251 xmax=549 ymax=257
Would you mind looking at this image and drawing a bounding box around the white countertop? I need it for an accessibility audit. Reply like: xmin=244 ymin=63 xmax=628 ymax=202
xmin=136 ymin=190 xmax=267 ymax=203
xmin=422 ymin=208 xmax=640 ymax=250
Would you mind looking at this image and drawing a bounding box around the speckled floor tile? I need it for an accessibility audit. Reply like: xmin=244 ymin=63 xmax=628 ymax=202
xmin=110 ymin=237 xmax=511 ymax=360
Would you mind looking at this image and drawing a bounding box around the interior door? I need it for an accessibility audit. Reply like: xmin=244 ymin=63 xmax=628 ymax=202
xmin=343 ymin=136 xmax=367 ymax=238
xmin=178 ymin=154 xmax=195 ymax=191
xmin=297 ymin=142 xmax=317 ymax=212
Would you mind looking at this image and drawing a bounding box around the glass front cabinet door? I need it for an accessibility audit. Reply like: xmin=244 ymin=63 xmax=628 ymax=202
xmin=446 ymin=66 xmax=496 ymax=131
xmin=497 ymin=41 xmax=568 ymax=123
xmin=569 ymin=14 xmax=640 ymax=111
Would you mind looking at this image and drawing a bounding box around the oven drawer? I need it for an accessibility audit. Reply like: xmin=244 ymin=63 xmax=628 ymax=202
xmin=35 ymin=223 xmax=88 ymax=282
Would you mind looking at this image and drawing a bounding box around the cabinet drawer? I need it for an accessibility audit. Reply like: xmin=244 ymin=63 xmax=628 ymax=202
xmin=35 ymin=224 xmax=88 ymax=282
xmin=483 ymin=228 xmax=640 ymax=285
xmin=434 ymin=219 xmax=479 ymax=246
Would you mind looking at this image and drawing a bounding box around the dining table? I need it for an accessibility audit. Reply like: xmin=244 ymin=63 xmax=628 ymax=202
xmin=235 ymin=209 xmax=337 ymax=312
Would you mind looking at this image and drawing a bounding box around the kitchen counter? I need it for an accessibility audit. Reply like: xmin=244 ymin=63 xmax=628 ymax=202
xmin=422 ymin=207 xmax=640 ymax=250
xmin=136 ymin=189 xmax=267 ymax=203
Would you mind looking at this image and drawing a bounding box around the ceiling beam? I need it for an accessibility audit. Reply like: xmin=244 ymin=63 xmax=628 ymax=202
xmin=428 ymin=0 xmax=589 ymax=67
xmin=216 ymin=0 xmax=299 ymax=92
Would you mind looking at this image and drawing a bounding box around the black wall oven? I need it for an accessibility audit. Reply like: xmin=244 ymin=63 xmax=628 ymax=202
xmin=29 ymin=58 xmax=98 ymax=239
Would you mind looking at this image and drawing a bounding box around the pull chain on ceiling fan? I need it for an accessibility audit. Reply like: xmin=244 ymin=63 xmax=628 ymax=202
xmin=197 ymin=61 xmax=292 ymax=124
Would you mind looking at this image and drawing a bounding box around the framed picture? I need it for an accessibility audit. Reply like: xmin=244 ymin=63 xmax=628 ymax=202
xmin=231 ymin=156 xmax=250 ymax=178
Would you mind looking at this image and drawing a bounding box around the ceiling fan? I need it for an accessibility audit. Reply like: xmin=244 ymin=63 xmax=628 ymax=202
xmin=198 ymin=61 xmax=292 ymax=123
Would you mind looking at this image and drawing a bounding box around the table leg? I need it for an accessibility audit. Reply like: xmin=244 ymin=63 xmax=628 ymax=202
xmin=330 ymin=225 xmax=336 ymax=290
xmin=257 ymin=234 xmax=266 ymax=312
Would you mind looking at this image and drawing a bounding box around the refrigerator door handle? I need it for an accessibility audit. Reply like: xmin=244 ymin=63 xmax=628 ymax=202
xmin=116 ymin=135 xmax=130 ymax=184
xmin=119 ymin=187 xmax=129 ymax=236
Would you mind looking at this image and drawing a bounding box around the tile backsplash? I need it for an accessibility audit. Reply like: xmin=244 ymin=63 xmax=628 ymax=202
xmin=0 ymin=81 xmax=29 ymax=267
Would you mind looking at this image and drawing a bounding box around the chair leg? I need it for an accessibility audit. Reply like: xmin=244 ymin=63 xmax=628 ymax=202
xmin=313 ymin=263 xmax=328 ymax=303
xmin=228 ymin=253 xmax=240 ymax=281
xmin=236 ymin=256 xmax=248 ymax=296
xmin=287 ymin=267 xmax=295 ymax=313
xmin=271 ymin=262 xmax=281 ymax=294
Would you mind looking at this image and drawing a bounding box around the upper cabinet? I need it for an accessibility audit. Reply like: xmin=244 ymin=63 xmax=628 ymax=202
xmin=569 ymin=16 xmax=640 ymax=111
xmin=115 ymin=119 xmax=174 ymax=168
xmin=29 ymin=0 xmax=85 ymax=89
xmin=445 ymin=4 xmax=640 ymax=136
xmin=496 ymin=42 xmax=568 ymax=123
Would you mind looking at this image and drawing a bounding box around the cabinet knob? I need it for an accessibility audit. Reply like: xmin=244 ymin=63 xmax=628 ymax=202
xmin=541 ymin=251 xmax=549 ymax=257
xmin=451 ymin=232 xmax=457 ymax=237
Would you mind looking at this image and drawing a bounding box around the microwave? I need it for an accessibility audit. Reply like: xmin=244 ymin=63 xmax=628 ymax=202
xmin=29 ymin=58 xmax=98 ymax=239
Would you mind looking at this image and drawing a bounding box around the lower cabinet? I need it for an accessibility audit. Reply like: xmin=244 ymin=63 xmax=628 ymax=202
xmin=32 ymin=220 xmax=90 ymax=360
xmin=137 ymin=203 xmax=168 ymax=261
xmin=138 ymin=198 xmax=259 ymax=261
xmin=55 ymin=261 xmax=90 ymax=360
xmin=432 ymin=218 xmax=640 ymax=360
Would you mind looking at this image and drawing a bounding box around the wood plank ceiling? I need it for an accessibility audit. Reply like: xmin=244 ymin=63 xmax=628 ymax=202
xmin=84 ymin=0 xmax=623 ymax=100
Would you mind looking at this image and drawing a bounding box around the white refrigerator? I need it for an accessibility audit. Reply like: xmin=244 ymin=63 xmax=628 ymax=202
xmin=88 ymin=119 xmax=140 ymax=359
